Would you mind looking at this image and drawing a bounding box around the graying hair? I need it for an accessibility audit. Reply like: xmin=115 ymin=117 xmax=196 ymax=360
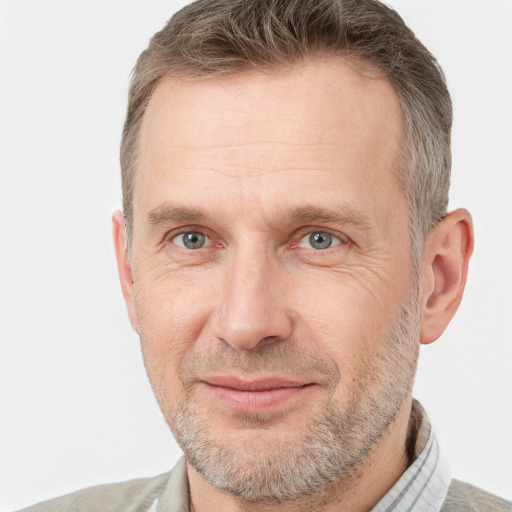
xmin=121 ymin=0 xmax=452 ymax=262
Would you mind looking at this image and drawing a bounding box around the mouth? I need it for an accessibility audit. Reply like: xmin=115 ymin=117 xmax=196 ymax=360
xmin=200 ymin=375 xmax=314 ymax=413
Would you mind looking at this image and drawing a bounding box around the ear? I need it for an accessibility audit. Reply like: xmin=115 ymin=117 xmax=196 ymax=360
xmin=419 ymin=209 xmax=474 ymax=345
xmin=112 ymin=210 xmax=139 ymax=334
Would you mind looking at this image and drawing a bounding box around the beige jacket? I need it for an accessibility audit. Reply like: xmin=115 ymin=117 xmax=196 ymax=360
xmin=17 ymin=466 xmax=511 ymax=512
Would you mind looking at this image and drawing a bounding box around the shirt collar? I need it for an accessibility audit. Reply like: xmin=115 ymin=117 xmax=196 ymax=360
xmin=371 ymin=399 xmax=451 ymax=512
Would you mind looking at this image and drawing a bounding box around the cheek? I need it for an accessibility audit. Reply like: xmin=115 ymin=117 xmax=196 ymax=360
xmin=293 ymin=277 xmax=402 ymax=381
xmin=134 ymin=272 xmax=217 ymax=393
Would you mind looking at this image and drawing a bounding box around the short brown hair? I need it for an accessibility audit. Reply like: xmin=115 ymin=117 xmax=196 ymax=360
xmin=121 ymin=0 xmax=452 ymax=260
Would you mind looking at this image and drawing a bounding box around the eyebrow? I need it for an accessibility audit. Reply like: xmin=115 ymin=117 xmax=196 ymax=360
xmin=277 ymin=205 xmax=373 ymax=228
xmin=146 ymin=202 xmax=373 ymax=230
xmin=147 ymin=204 xmax=208 ymax=225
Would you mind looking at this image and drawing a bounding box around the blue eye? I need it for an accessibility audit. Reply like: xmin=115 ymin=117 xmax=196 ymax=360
xmin=173 ymin=231 xmax=209 ymax=249
xmin=298 ymin=231 xmax=341 ymax=250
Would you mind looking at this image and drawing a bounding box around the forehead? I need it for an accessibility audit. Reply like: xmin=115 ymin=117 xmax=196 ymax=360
xmin=140 ymin=58 xmax=403 ymax=155
xmin=136 ymin=59 xmax=405 ymax=221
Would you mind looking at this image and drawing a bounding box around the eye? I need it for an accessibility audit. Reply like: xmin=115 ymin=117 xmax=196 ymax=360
xmin=298 ymin=231 xmax=343 ymax=250
xmin=172 ymin=231 xmax=210 ymax=249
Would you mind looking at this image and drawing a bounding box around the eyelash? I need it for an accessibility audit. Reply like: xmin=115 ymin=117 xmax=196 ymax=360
xmin=167 ymin=227 xmax=349 ymax=253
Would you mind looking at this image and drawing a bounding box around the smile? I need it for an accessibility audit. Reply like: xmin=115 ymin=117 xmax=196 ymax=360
xmin=200 ymin=376 xmax=314 ymax=413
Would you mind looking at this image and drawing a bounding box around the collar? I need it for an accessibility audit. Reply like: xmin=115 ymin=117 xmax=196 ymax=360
xmin=371 ymin=399 xmax=451 ymax=512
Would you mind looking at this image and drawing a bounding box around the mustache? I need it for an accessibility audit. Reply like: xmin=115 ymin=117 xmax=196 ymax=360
xmin=179 ymin=341 xmax=340 ymax=384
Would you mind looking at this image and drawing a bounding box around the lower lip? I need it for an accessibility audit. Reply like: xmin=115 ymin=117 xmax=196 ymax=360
xmin=203 ymin=383 xmax=311 ymax=413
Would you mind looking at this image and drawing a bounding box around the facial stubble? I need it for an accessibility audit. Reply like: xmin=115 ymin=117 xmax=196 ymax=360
xmin=140 ymin=287 xmax=420 ymax=504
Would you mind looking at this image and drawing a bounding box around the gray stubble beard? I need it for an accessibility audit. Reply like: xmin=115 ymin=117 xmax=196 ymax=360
xmin=158 ymin=288 xmax=420 ymax=505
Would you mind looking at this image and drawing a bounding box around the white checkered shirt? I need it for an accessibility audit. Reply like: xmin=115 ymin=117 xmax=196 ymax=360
xmin=371 ymin=400 xmax=451 ymax=511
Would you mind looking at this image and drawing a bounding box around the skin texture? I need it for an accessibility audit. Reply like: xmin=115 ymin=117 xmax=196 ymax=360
xmin=113 ymin=59 xmax=474 ymax=512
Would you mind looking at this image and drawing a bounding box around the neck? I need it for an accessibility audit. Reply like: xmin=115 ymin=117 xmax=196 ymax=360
xmin=188 ymin=397 xmax=413 ymax=512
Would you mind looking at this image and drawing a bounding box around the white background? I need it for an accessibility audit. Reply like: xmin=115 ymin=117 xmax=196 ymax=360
xmin=1 ymin=1 xmax=511 ymax=510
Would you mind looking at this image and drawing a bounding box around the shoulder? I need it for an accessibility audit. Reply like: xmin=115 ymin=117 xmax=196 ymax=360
xmin=441 ymin=479 xmax=512 ymax=512
xmin=16 ymin=472 xmax=171 ymax=512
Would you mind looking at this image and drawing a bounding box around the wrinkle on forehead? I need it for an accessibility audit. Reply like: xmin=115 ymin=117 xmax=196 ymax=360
xmin=139 ymin=142 xmax=387 ymax=187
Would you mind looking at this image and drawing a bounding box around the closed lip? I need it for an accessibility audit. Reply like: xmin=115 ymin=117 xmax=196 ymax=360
xmin=201 ymin=375 xmax=311 ymax=391
xmin=200 ymin=375 xmax=314 ymax=413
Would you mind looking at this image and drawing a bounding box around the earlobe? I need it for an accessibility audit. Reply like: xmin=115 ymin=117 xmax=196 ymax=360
xmin=112 ymin=210 xmax=139 ymax=334
xmin=419 ymin=209 xmax=474 ymax=345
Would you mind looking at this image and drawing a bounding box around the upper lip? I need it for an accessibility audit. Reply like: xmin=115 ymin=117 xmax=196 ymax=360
xmin=201 ymin=375 xmax=310 ymax=391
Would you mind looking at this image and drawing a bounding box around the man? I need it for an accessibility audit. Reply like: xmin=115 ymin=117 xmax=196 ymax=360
xmin=18 ymin=0 xmax=510 ymax=511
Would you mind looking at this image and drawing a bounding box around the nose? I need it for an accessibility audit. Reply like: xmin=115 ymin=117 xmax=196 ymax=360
xmin=212 ymin=246 xmax=294 ymax=351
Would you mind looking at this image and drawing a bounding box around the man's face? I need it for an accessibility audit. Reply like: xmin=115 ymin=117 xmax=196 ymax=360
xmin=126 ymin=60 xmax=419 ymax=501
